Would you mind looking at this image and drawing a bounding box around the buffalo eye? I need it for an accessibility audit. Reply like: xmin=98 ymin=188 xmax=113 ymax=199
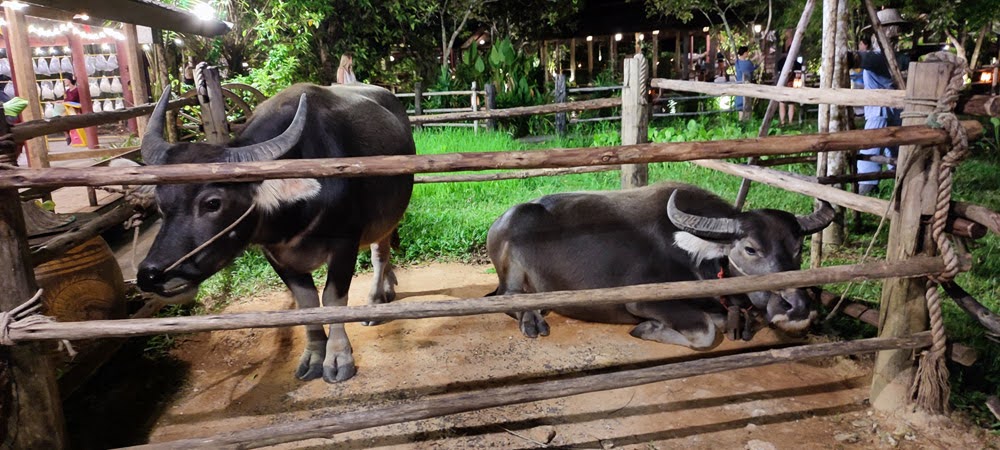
xmin=744 ymin=246 xmax=758 ymax=256
xmin=202 ymin=198 xmax=222 ymax=213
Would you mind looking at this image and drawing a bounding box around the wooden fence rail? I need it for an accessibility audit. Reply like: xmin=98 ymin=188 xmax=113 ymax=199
xmin=0 ymin=122 xmax=980 ymax=189
xmin=651 ymin=79 xmax=907 ymax=108
xmin=10 ymin=97 xmax=198 ymax=143
xmin=410 ymin=97 xmax=621 ymax=124
xmin=129 ymin=332 xmax=932 ymax=450
xmin=6 ymin=256 xmax=954 ymax=342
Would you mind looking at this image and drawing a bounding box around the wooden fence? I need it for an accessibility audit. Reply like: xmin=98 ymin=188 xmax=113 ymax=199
xmin=0 ymin=56 xmax=996 ymax=448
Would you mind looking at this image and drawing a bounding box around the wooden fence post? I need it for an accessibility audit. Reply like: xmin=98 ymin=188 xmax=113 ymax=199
xmin=484 ymin=83 xmax=497 ymax=131
xmin=0 ymin=108 xmax=68 ymax=448
xmin=196 ymin=63 xmax=229 ymax=145
xmin=470 ymin=82 xmax=479 ymax=134
xmin=5 ymin=6 xmax=48 ymax=168
xmin=555 ymin=74 xmax=567 ymax=137
xmin=870 ymin=60 xmax=951 ymax=411
xmin=621 ymin=54 xmax=650 ymax=189
xmin=124 ymin=23 xmax=150 ymax=137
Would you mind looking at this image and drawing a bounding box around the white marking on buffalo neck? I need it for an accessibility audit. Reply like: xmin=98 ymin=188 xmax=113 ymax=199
xmin=255 ymin=178 xmax=322 ymax=212
xmin=673 ymin=232 xmax=728 ymax=265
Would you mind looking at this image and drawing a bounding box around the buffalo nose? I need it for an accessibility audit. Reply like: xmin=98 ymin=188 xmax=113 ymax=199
xmin=781 ymin=291 xmax=812 ymax=320
xmin=136 ymin=265 xmax=164 ymax=292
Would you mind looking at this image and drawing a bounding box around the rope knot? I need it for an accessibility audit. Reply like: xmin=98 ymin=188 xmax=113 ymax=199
xmin=0 ymin=289 xmax=77 ymax=357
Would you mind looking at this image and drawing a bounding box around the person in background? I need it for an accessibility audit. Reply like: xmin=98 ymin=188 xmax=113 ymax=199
xmin=775 ymin=43 xmax=803 ymax=126
xmin=336 ymin=53 xmax=357 ymax=84
xmin=850 ymin=9 xmax=909 ymax=195
xmin=63 ymin=75 xmax=80 ymax=104
xmin=734 ymin=46 xmax=762 ymax=121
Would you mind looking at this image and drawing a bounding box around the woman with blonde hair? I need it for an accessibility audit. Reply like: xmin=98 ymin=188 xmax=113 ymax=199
xmin=336 ymin=53 xmax=357 ymax=84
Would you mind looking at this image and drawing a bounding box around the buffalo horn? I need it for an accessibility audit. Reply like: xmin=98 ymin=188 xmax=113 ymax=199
xmin=796 ymin=201 xmax=836 ymax=235
xmin=224 ymin=94 xmax=308 ymax=163
xmin=666 ymin=190 xmax=742 ymax=240
xmin=140 ymin=86 xmax=173 ymax=166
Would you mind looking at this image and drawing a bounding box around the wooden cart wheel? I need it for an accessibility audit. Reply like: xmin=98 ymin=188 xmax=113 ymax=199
xmin=175 ymin=87 xmax=256 ymax=142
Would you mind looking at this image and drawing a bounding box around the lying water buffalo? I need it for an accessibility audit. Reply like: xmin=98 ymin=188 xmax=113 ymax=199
xmin=486 ymin=182 xmax=834 ymax=350
xmin=136 ymin=83 xmax=414 ymax=383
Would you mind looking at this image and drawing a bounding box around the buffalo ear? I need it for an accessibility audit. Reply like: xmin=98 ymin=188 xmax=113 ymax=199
xmin=254 ymin=178 xmax=321 ymax=212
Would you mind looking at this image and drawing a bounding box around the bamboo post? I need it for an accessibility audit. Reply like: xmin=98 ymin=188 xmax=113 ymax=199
xmin=652 ymin=32 xmax=660 ymax=78
xmin=811 ymin=0 xmax=838 ymax=268
xmin=733 ymin=0 xmax=817 ymax=210
xmin=587 ymin=37 xmax=594 ymax=79
xmin=822 ymin=0 xmax=850 ymax=249
xmin=681 ymin=30 xmax=690 ymax=81
xmin=66 ymin=32 xmax=100 ymax=149
xmin=124 ymin=23 xmax=150 ymax=137
xmin=621 ymin=54 xmax=650 ymax=188
xmin=470 ymin=81 xmax=479 ymax=134
xmin=0 ymin=107 xmax=67 ymax=447
xmin=115 ymin=38 xmax=139 ymax=134
xmin=197 ymin=64 xmax=229 ymax=145
xmin=870 ymin=60 xmax=950 ymax=411
xmin=610 ymin=36 xmax=618 ymax=76
xmin=484 ymin=83 xmax=496 ymax=131
xmin=542 ymin=41 xmax=550 ymax=85
xmin=673 ymin=32 xmax=682 ymax=78
xmin=151 ymin=41 xmax=178 ymax=143
xmin=5 ymin=6 xmax=48 ymax=168
xmin=570 ymin=38 xmax=577 ymax=82
xmin=555 ymin=75 xmax=567 ymax=136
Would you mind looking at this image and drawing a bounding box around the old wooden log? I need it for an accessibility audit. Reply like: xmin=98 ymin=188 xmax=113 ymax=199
xmin=0 ymin=105 xmax=67 ymax=446
xmin=11 ymin=97 xmax=198 ymax=143
xmin=30 ymin=204 xmax=135 ymax=267
xmin=871 ymin=60 xmax=947 ymax=411
xmin=952 ymin=201 xmax=1000 ymax=237
xmin=410 ymin=97 xmax=622 ymax=125
xmin=621 ymin=54 xmax=650 ymax=188
xmin=197 ymin=64 xmax=229 ymax=145
xmin=0 ymin=123 xmax=981 ymax=190
xmin=5 ymin=256 xmax=954 ymax=342
xmin=415 ymin=166 xmax=617 ymax=184
xmin=958 ymin=94 xmax=1000 ymax=117
xmin=129 ymin=333 xmax=933 ymax=450
xmin=756 ymin=155 xmax=817 ymax=167
xmin=819 ymin=291 xmax=978 ymax=366
xmin=650 ymin=79 xmax=905 ymax=108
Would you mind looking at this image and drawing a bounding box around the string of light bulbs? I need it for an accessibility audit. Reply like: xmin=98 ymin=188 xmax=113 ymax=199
xmin=0 ymin=19 xmax=125 ymax=41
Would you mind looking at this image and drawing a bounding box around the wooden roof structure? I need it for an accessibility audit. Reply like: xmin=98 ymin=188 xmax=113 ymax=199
xmin=19 ymin=0 xmax=230 ymax=37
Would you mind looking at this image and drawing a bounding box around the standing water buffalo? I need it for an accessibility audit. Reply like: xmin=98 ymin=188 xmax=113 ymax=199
xmin=487 ymin=182 xmax=834 ymax=350
xmin=136 ymin=83 xmax=414 ymax=383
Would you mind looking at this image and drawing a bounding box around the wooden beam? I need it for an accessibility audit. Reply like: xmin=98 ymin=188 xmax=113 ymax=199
xmin=411 ymin=97 xmax=621 ymax=124
xmin=0 ymin=103 xmax=67 ymax=449
xmin=5 ymin=256 xmax=952 ymax=342
xmin=5 ymin=6 xmax=48 ymax=168
xmin=26 ymin=0 xmax=229 ymax=37
xmin=124 ymin=24 xmax=150 ymax=137
xmin=651 ymin=79 xmax=905 ymax=108
xmin=118 ymin=333 xmax=934 ymax=450
xmin=414 ymin=166 xmax=617 ymax=184
xmin=951 ymin=201 xmax=1000 ymax=237
xmin=0 ymin=122 xmax=981 ymax=189
xmin=196 ymin=64 xmax=229 ymax=145
xmin=11 ymin=97 xmax=198 ymax=143
xmin=871 ymin=60 xmax=949 ymax=411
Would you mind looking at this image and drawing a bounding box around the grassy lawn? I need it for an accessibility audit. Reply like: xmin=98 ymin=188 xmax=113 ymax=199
xmin=197 ymin=117 xmax=1000 ymax=427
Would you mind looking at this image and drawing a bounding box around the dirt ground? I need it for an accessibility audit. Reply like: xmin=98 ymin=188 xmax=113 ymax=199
xmin=137 ymin=263 xmax=995 ymax=449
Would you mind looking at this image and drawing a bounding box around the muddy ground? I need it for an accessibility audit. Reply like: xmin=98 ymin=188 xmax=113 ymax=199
xmin=65 ymin=263 xmax=996 ymax=449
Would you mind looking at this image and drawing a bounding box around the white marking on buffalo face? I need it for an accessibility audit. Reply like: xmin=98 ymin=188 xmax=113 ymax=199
xmin=254 ymin=178 xmax=322 ymax=212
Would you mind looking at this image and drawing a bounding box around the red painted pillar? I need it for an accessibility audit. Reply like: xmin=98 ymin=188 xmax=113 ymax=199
xmin=114 ymin=38 xmax=137 ymax=134
xmin=67 ymin=32 xmax=99 ymax=148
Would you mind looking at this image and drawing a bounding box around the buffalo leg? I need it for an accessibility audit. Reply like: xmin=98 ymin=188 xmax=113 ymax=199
xmin=363 ymin=235 xmax=397 ymax=326
xmin=496 ymin=265 xmax=549 ymax=338
xmin=319 ymin=239 xmax=361 ymax=383
xmin=625 ymin=301 xmax=723 ymax=350
xmin=270 ymin=268 xmax=328 ymax=381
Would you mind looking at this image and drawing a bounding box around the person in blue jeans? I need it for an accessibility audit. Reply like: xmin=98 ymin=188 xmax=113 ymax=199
xmin=734 ymin=46 xmax=761 ymax=121
xmin=851 ymin=31 xmax=909 ymax=195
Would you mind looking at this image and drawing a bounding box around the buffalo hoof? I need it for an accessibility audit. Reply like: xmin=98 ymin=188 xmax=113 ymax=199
xmin=518 ymin=311 xmax=550 ymax=338
xmin=323 ymin=362 xmax=357 ymax=384
xmin=296 ymin=362 xmax=324 ymax=381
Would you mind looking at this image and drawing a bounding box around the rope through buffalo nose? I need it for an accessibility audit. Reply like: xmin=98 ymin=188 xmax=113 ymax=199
xmin=163 ymin=203 xmax=256 ymax=273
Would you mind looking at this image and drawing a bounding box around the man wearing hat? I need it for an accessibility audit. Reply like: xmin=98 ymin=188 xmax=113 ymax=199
xmin=851 ymin=8 xmax=908 ymax=196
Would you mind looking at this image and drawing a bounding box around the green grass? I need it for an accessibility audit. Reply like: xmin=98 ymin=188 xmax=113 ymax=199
xmin=192 ymin=119 xmax=1000 ymax=428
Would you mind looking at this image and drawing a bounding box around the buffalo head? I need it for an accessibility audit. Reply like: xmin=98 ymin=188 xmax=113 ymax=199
xmin=136 ymin=88 xmax=319 ymax=301
xmin=667 ymin=191 xmax=835 ymax=335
